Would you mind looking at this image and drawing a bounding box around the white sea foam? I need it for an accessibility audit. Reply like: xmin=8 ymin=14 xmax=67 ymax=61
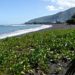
xmin=0 ymin=25 xmax=52 ymax=39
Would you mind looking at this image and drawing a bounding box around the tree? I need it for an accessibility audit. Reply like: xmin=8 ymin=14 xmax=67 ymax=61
xmin=66 ymin=14 xmax=75 ymax=24
xmin=66 ymin=19 xmax=75 ymax=24
xmin=72 ymin=14 xmax=75 ymax=19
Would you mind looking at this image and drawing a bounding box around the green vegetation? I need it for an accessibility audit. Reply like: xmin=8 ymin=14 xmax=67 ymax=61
xmin=0 ymin=29 xmax=75 ymax=75
xmin=66 ymin=14 xmax=75 ymax=24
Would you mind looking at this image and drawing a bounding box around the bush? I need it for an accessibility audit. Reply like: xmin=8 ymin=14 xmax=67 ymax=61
xmin=0 ymin=29 xmax=75 ymax=75
xmin=66 ymin=19 xmax=75 ymax=24
xmin=66 ymin=14 xmax=75 ymax=24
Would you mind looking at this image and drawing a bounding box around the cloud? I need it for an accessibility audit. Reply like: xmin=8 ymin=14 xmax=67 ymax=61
xmin=57 ymin=0 xmax=75 ymax=8
xmin=44 ymin=0 xmax=75 ymax=11
xmin=47 ymin=5 xmax=63 ymax=11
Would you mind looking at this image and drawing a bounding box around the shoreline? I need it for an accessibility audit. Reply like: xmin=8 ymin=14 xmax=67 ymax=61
xmin=0 ymin=25 xmax=52 ymax=39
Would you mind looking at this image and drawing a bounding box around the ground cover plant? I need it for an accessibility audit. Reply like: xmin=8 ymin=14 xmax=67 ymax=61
xmin=0 ymin=29 xmax=75 ymax=75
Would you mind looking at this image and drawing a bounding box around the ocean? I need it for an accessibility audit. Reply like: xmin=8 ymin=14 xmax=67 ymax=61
xmin=0 ymin=24 xmax=41 ymax=34
xmin=0 ymin=24 xmax=52 ymax=39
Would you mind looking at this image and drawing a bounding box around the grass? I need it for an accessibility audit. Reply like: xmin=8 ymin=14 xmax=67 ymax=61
xmin=0 ymin=29 xmax=75 ymax=75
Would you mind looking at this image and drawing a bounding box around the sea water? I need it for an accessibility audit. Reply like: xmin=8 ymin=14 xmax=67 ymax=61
xmin=0 ymin=24 xmax=40 ymax=34
xmin=0 ymin=24 xmax=52 ymax=39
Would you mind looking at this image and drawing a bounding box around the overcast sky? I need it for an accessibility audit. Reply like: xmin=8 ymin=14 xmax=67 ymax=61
xmin=0 ymin=0 xmax=75 ymax=24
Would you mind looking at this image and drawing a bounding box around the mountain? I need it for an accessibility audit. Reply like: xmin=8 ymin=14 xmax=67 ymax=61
xmin=25 ymin=7 xmax=75 ymax=24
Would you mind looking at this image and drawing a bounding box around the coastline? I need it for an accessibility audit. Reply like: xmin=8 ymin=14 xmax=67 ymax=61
xmin=0 ymin=25 xmax=52 ymax=39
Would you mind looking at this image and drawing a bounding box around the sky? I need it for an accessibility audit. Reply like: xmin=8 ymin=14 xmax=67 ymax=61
xmin=0 ymin=0 xmax=75 ymax=24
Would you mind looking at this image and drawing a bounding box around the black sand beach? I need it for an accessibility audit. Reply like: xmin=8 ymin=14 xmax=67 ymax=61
xmin=50 ymin=24 xmax=75 ymax=30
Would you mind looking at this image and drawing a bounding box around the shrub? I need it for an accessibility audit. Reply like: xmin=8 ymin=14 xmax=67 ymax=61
xmin=66 ymin=14 xmax=75 ymax=24
xmin=66 ymin=19 xmax=75 ymax=24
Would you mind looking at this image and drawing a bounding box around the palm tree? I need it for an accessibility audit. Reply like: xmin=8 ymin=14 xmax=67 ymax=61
xmin=65 ymin=59 xmax=75 ymax=75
